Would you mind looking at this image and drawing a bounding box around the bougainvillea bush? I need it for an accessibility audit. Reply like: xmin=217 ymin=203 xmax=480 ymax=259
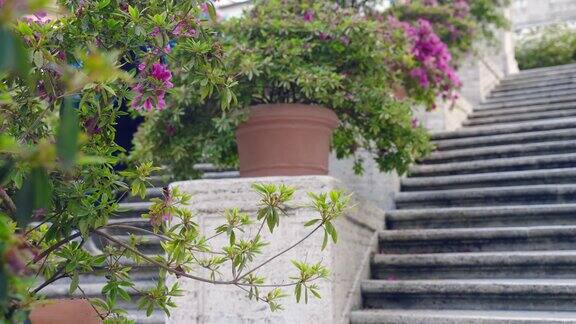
xmin=136 ymin=0 xmax=432 ymax=177
xmin=516 ymin=23 xmax=576 ymax=70
xmin=389 ymin=0 xmax=510 ymax=63
xmin=0 ymin=0 xmax=347 ymax=322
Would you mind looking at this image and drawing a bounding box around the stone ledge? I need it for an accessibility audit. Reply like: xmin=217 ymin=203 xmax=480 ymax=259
xmin=168 ymin=176 xmax=384 ymax=324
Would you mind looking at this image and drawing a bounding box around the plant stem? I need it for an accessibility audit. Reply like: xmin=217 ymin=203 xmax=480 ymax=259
xmin=32 ymin=231 xmax=83 ymax=264
xmin=0 ymin=187 xmax=16 ymax=216
xmin=237 ymin=223 xmax=324 ymax=282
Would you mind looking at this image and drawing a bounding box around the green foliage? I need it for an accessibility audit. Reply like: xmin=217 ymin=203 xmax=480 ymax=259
xmin=137 ymin=0 xmax=432 ymax=176
xmin=516 ymin=24 xmax=576 ymax=70
xmin=0 ymin=0 xmax=345 ymax=322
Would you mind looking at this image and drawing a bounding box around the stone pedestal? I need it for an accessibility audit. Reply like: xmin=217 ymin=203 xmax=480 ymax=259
xmin=167 ymin=176 xmax=384 ymax=324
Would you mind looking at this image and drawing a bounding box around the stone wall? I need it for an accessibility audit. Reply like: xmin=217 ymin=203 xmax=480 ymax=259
xmin=513 ymin=0 xmax=576 ymax=31
xmin=167 ymin=176 xmax=384 ymax=324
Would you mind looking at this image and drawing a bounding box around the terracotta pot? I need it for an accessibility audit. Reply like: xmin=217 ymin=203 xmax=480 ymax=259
xmin=30 ymin=299 xmax=102 ymax=324
xmin=236 ymin=104 xmax=339 ymax=177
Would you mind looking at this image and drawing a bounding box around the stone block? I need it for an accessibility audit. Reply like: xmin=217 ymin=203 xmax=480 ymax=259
xmin=167 ymin=176 xmax=384 ymax=324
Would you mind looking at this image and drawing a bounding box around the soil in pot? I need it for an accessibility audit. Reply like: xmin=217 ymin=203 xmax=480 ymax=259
xmin=236 ymin=103 xmax=339 ymax=177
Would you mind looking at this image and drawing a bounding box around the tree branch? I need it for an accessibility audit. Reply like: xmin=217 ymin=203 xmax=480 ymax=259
xmin=0 ymin=187 xmax=16 ymax=216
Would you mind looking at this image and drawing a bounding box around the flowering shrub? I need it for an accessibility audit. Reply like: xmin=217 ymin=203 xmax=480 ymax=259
xmin=388 ymin=17 xmax=461 ymax=108
xmin=0 ymin=0 xmax=344 ymax=322
xmin=137 ymin=0 xmax=432 ymax=177
xmin=390 ymin=0 xmax=509 ymax=63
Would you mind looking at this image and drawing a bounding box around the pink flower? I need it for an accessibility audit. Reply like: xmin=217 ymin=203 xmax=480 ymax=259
xmin=422 ymin=0 xmax=438 ymax=6
xmin=318 ymin=32 xmax=330 ymax=41
xmin=138 ymin=62 xmax=146 ymax=71
xmin=23 ymin=12 xmax=51 ymax=24
xmin=151 ymin=26 xmax=161 ymax=37
xmin=340 ymin=35 xmax=350 ymax=46
xmin=303 ymin=9 xmax=314 ymax=22
xmin=411 ymin=118 xmax=420 ymax=128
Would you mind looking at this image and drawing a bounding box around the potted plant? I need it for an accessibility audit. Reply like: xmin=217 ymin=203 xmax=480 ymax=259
xmin=219 ymin=0 xmax=431 ymax=177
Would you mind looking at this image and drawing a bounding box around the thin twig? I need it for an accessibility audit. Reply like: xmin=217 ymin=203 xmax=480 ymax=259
xmin=77 ymin=285 xmax=106 ymax=320
xmin=31 ymin=231 xmax=83 ymax=264
xmin=93 ymin=229 xmax=321 ymax=289
xmin=237 ymin=223 xmax=324 ymax=282
xmin=32 ymin=267 xmax=67 ymax=294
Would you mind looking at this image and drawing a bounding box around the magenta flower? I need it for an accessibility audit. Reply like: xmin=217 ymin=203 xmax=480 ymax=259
xmin=404 ymin=19 xmax=461 ymax=96
xmin=303 ymin=9 xmax=314 ymax=22
xmin=151 ymin=26 xmax=161 ymax=37
xmin=131 ymin=62 xmax=173 ymax=112
xmin=422 ymin=0 xmax=438 ymax=6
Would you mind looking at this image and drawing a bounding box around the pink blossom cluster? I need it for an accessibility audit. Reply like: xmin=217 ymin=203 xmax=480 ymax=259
xmin=131 ymin=62 xmax=174 ymax=112
xmin=405 ymin=19 xmax=461 ymax=97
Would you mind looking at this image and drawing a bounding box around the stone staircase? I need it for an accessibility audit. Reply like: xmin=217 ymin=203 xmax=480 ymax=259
xmin=350 ymin=63 xmax=576 ymax=323
xmin=42 ymin=165 xmax=238 ymax=323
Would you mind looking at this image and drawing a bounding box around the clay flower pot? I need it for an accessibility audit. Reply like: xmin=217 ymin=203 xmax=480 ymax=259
xmin=30 ymin=299 xmax=102 ymax=324
xmin=236 ymin=104 xmax=339 ymax=177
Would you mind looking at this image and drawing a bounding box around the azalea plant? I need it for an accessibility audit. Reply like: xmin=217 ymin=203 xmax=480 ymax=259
xmin=136 ymin=0 xmax=432 ymax=177
xmin=0 ymin=0 xmax=346 ymax=322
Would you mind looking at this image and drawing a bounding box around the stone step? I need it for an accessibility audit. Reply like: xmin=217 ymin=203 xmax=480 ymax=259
xmin=432 ymin=117 xmax=576 ymax=141
xmin=402 ymin=168 xmax=576 ymax=191
xmin=361 ymin=279 xmax=576 ymax=312
xmin=422 ymin=140 xmax=576 ymax=164
xmin=372 ymin=251 xmax=576 ymax=280
xmin=410 ymin=153 xmax=576 ymax=177
xmin=505 ymin=66 xmax=576 ymax=82
xmin=493 ymin=79 xmax=576 ymax=95
xmin=350 ymin=309 xmax=576 ymax=323
xmin=510 ymin=63 xmax=576 ymax=78
xmin=121 ymin=187 xmax=165 ymax=203
xmin=116 ymin=202 xmax=153 ymax=218
xmin=472 ymin=101 xmax=576 ymax=119
xmin=395 ymin=184 xmax=576 ymax=209
xmin=202 ymin=170 xmax=239 ymax=179
xmin=478 ymin=93 xmax=576 ymax=110
xmin=490 ymin=82 xmax=576 ymax=99
xmin=434 ymin=128 xmax=576 ymax=151
xmin=499 ymin=71 xmax=576 ymax=88
xmin=484 ymin=86 xmax=576 ymax=104
xmin=106 ymin=217 xmax=153 ymax=234
xmin=378 ymin=226 xmax=576 ymax=254
xmin=465 ymin=109 xmax=576 ymax=127
xmin=146 ymin=175 xmax=172 ymax=188
xmin=386 ymin=204 xmax=576 ymax=230
xmin=495 ymin=75 xmax=576 ymax=91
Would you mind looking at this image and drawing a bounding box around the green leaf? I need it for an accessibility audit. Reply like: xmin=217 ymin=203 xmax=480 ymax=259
xmin=97 ymin=0 xmax=111 ymax=10
xmin=206 ymin=2 xmax=218 ymax=22
xmin=128 ymin=5 xmax=140 ymax=20
xmin=325 ymin=221 xmax=337 ymax=243
xmin=57 ymin=97 xmax=79 ymax=170
xmin=0 ymin=26 xmax=31 ymax=82
xmin=69 ymin=272 xmax=79 ymax=294
xmin=294 ymin=283 xmax=301 ymax=303
xmin=321 ymin=229 xmax=328 ymax=251
xmin=303 ymin=219 xmax=320 ymax=227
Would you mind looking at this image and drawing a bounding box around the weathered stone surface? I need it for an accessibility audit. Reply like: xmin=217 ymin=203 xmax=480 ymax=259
xmin=167 ymin=176 xmax=384 ymax=324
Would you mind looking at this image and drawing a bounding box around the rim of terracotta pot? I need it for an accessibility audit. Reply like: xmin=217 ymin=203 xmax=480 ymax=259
xmin=236 ymin=103 xmax=339 ymax=134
